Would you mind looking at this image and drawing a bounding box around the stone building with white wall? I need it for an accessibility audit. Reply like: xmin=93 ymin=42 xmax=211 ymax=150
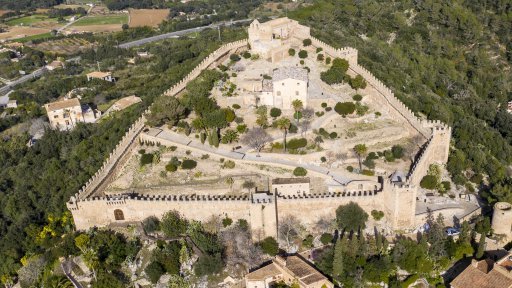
xmin=44 ymin=98 xmax=99 ymax=131
xmin=260 ymin=67 xmax=308 ymax=109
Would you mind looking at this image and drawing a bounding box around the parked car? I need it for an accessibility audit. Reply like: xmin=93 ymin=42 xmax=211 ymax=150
xmin=445 ymin=227 xmax=460 ymax=236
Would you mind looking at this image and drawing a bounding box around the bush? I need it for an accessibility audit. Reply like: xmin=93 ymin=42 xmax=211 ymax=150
xmin=289 ymin=124 xmax=298 ymax=133
xmin=300 ymin=60 xmax=305 ymax=65
xmin=334 ymin=102 xmax=356 ymax=116
xmin=329 ymin=132 xmax=337 ymax=139
xmin=223 ymin=160 xmax=235 ymax=169
xmin=420 ymin=175 xmax=438 ymax=189
xmin=352 ymin=94 xmax=363 ymax=101
xmin=232 ymin=104 xmax=241 ymax=109
xmin=222 ymin=217 xmax=233 ymax=227
xmin=470 ymin=173 xmax=483 ymax=184
xmin=303 ymin=38 xmax=312 ymax=46
xmin=321 ymin=102 xmax=328 ymax=108
xmin=242 ymin=51 xmax=251 ymax=59
xmin=293 ymin=167 xmax=308 ymax=176
xmin=320 ymin=233 xmax=333 ymax=245
xmin=259 ymin=237 xmax=279 ymax=256
xmin=195 ymin=253 xmax=223 ymax=276
xmin=298 ymin=50 xmax=308 ymax=58
xmin=140 ymin=153 xmax=154 ymax=166
xmin=143 ymin=216 xmax=160 ymax=233
xmin=145 ymin=261 xmax=165 ymax=283
xmin=218 ymin=64 xmax=228 ymax=72
xmin=237 ymin=124 xmax=247 ymax=133
xmin=361 ymin=169 xmax=375 ymax=176
xmin=287 ymin=138 xmax=307 ymax=149
xmin=320 ymin=156 xmax=327 ymax=162
xmin=270 ymin=107 xmax=282 ymax=118
xmin=138 ymin=149 xmax=145 ymax=154
xmin=391 ymin=145 xmax=404 ymax=159
xmin=230 ymin=54 xmax=240 ymax=62
xmin=316 ymin=47 xmax=323 ymax=53
xmin=325 ymin=107 xmax=332 ymax=112
xmin=165 ymin=163 xmax=177 ymax=172
xmin=302 ymin=234 xmax=314 ymax=248
xmin=317 ymin=54 xmax=324 ymax=61
xmin=237 ymin=219 xmax=249 ymax=230
xmin=326 ymin=57 xmax=331 ymax=64
xmin=401 ymin=274 xmax=419 ymax=288
xmin=161 ymin=211 xmax=187 ymax=238
xmin=442 ymin=181 xmax=451 ymax=191
xmin=371 ymin=210 xmax=384 ymax=221
xmin=347 ymin=166 xmax=354 ymax=172
xmin=288 ymin=48 xmax=295 ymax=56
xmin=181 ymin=159 xmax=197 ymax=170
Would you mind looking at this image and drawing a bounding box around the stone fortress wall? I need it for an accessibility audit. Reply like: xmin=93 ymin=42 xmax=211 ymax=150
xmin=67 ymin=18 xmax=452 ymax=239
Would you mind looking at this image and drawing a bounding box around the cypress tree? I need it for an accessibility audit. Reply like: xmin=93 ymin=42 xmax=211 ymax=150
xmin=476 ymin=233 xmax=486 ymax=259
xmin=333 ymin=237 xmax=344 ymax=281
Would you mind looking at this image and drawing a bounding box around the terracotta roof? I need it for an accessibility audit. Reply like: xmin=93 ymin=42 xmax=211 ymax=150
xmin=284 ymin=256 xmax=330 ymax=286
xmin=87 ymin=71 xmax=111 ymax=78
xmin=245 ymin=263 xmax=281 ymax=280
xmin=451 ymin=259 xmax=512 ymax=288
xmin=272 ymin=178 xmax=310 ymax=185
xmin=44 ymin=98 xmax=81 ymax=112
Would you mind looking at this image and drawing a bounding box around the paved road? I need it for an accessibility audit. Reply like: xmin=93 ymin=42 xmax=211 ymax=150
xmin=148 ymin=128 xmax=351 ymax=185
xmin=0 ymin=68 xmax=47 ymax=96
xmin=118 ymin=19 xmax=252 ymax=49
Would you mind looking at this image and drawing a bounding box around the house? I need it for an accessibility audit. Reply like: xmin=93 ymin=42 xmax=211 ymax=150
xmin=272 ymin=178 xmax=310 ymax=196
xmin=86 ymin=71 xmax=114 ymax=82
xmin=44 ymin=98 xmax=99 ymax=131
xmin=507 ymin=101 xmax=512 ymax=114
xmin=451 ymin=253 xmax=512 ymax=288
xmin=7 ymin=100 xmax=17 ymax=108
xmin=104 ymin=95 xmax=142 ymax=116
xmin=260 ymin=67 xmax=308 ymax=109
xmin=245 ymin=255 xmax=334 ymax=288
xmin=46 ymin=60 xmax=64 ymax=71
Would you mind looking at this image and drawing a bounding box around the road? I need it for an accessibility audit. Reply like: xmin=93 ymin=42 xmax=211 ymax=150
xmin=0 ymin=68 xmax=47 ymax=96
xmin=57 ymin=5 xmax=95 ymax=33
xmin=118 ymin=18 xmax=252 ymax=49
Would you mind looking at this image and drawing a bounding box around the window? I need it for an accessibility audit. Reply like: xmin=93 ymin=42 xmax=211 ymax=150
xmin=114 ymin=209 xmax=125 ymax=220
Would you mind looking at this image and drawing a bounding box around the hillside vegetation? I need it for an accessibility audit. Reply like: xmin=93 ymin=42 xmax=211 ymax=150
xmin=290 ymin=0 xmax=512 ymax=202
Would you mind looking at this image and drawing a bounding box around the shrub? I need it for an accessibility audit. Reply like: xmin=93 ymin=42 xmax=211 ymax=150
xmin=303 ymin=38 xmax=312 ymax=46
xmin=287 ymin=138 xmax=307 ymax=149
xmin=200 ymin=132 xmax=206 ymax=144
xmin=361 ymin=169 xmax=375 ymax=176
xmin=298 ymin=50 xmax=308 ymax=58
xmin=347 ymin=166 xmax=354 ymax=172
xmin=325 ymin=107 xmax=332 ymax=112
xmin=334 ymin=102 xmax=356 ymax=116
xmin=470 ymin=173 xmax=483 ymax=184
xmin=442 ymin=181 xmax=451 ymax=191
xmin=143 ymin=216 xmax=160 ymax=233
xmin=363 ymin=158 xmax=375 ymax=169
xmin=195 ymin=254 xmax=223 ymax=276
xmin=293 ymin=167 xmax=308 ymax=176
xmin=201 ymin=154 xmax=210 ymax=160
xmin=270 ymin=107 xmax=282 ymax=118
xmin=367 ymin=152 xmax=378 ymax=160
xmin=237 ymin=219 xmax=249 ymax=230
xmin=165 ymin=163 xmax=177 ymax=172
xmin=401 ymin=274 xmax=419 ymax=288
xmin=321 ymin=102 xmax=328 ymax=108
xmin=232 ymin=104 xmax=241 ymax=109
xmin=391 ymin=145 xmax=404 ymax=159
xmin=223 ymin=160 xmax=235 ymax=169
xmin=230 ymin=54 xmax=240 ymax=62
xmin=329 ymin=132 xmax=337 ymax=139
xmin=218 ymin=64 xmax=228 ymax=72
xmin=316 ymin=47 xmax=323 ymax=53
xmin=371 ymin=210 xmax=384 ymax=221
xmin=288 ymin=48 xmax=295 ymax=56
xmin=140 ymin=153 xmax=154 ymax=166
xmin=237 ymin=124 xmax=247 ymax=133
xmin=231 ymin=72 xmax=237 ymax=77
xmin=138 ymin=149 xmax=145 ymax=154
xmin=259 ymin=237 xmax=279 ymax=256
xmin=320 ymin=156 xmax=327 ymax=162
xmin=420 ymin=175 xmax=438 ymax=189
xmin=161 ymin=210 xmax=187 ymax=238
xmin=317 ymin=54 xmax=324 ymax=61
xmin=250 ymin=54 xmax=259 ymax=60
xmin=326 ymin=57 xmax=331 ymax=64
xmin=375 ymin=111 xmax=382 ymax=117
xmin=352 ymin=94 xmax=363 ymax=101
xmin=320 ymin=233 xmax=333 ymax=245
xmin=145 ymin=261 xmax=165 ymax=283
xmin=315 ymin=111 xmax=325 ymax=117
xmin=302 ymin=234 xmax=314 ymax=248
xmin=181 ymin=159 xmax=197 ymax=170
xmin=222 ymin=217 xmax=233 ymax=227
xmin=300 ymin=60 xmax=305 ymax=65
xmin=242 ymin=51 xmax=251 ymax=59
xmin=170 ymin=146 xmax=177 ymax=151
xmin=289 ymin=124 xmax=298 ymax=133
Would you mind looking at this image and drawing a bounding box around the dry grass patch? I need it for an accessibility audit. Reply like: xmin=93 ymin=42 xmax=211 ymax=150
xmin=128 ymin=9 xmax=169 ymax=27
xmin=0 ymin=26 xmax=51 ymax=40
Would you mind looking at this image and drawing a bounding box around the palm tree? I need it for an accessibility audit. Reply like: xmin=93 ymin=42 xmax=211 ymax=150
xmin=276 ymin=117 xmax=291 ymax=151
xmin=291 ymin=99 xmax=303 ymax=123
xmin=353 ymin=144 xmax=368 ymax=172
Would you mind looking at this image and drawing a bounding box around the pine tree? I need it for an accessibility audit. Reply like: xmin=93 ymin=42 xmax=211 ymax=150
xmin=332 ymin=235 xmax=345 ymax=281
xmin=476 ymin=233 xmax=486 ymax=259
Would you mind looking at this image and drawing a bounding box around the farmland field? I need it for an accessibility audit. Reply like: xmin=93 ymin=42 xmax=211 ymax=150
xmin=31 ymin=37 xmax=94 ymax=54
xmin=6 ymin=15 xmax=56 ymax=26
xmin=0 ymin=26 xmax=51 ymax=40
xmin=72 ymin=14 xmax=128 ymax=26
xmin=128 ymin=9 xmax=169 ymax=27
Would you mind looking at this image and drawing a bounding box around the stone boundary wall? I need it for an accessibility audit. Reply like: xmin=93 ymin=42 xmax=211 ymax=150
xmin=74 ymin=39 xmax=248 ymax=200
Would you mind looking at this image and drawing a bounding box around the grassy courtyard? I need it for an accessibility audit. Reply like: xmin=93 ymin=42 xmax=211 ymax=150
xmin=72 ymin=14 xmax=128 ymax=26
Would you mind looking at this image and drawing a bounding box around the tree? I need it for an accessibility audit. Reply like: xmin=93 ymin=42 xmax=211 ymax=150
xmin=259 ymin=237 xmax=279 ymax=256
xmin=320 ymin=233 xmax=333 ymax=245
xmin=242 ymin=180 xmax=255 ymax=192
xmin=476 ymin=233 xmax=486 ymax=259
xmin=298 ymin=50 xmax=308 ymax=59
xmin=420 ymin=175 xmax=438 ymax=189
xmin=181 ymin=159 xmax=197 ymax=169
xmin=288 ymin=48 xmax=296 ymax=56
xmin=292 ymin=99 xmax=304 ymax=123
xmin=335 ymin=202 xmax=368 ymax=232
xmin=221 ymin=129 xmax=239 ymax=144
xmin=241 ymin=128 xmax=272 ymax=155
xmin=293 ymin=167 xmax=307 ymax=176
xmin=195 ymin=253 xmax=223 ymax=276
xmin=230 ymin=54 xmax=241 ymax=62
xmin=303 ymin=38 xmax=312 ymax=46
xmin=334 ymin=102 xmax=356 ymax=116
xmin=276 ymin=117 xmax=291 ymax=151
xmin=353 ymin=144 xmax=368 ymax=172
xmin=145 ymin=261 xmax=165 ymax=283
xmin=332 ymin=237 xmax=344 ymax=281
xmin=161 ymin=210 xmax=187 ymax=238
xmin=146 ymin=96 xmax=186 ymax=127
xmin=278 ymin=215 xmax=303 ymax=249
xmin=270 ymin=107 xmax=282 ymax=118
xmin=122 ymin=23 xmax=129 ymax=30
xmin=143 ymin=216 xmax=160 ymax=233
xmin=350 ymin=75 xmax=367 ymax=91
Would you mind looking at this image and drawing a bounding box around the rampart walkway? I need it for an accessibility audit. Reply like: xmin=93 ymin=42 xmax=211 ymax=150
xmin=143 ymin=128 xmax=352 ymax=185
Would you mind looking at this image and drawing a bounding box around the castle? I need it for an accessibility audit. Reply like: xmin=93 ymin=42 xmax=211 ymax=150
xmin=67 ymin=18 xmax=451 ymax=241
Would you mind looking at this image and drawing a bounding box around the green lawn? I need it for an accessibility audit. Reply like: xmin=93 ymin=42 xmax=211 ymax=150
xmin=6 ymin=15 xmax=56 ymax=26
xmin=72 ymin=14 xmax=128 ymax=26
xmin=14 ymin=32 xmax=55 ymax=43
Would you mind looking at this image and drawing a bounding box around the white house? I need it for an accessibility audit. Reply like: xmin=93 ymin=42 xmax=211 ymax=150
xmin=86 ymin=71 xmax=115 ymax=82
xmin=44 ymin=98 xmax=100 ymax=131
xmin=260 ymin=67 xmax=308 ymax=109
